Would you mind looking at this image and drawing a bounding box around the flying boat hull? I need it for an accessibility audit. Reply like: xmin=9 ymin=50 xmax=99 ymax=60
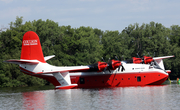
xmin=20 ymin=66 xmax=169 ymax=88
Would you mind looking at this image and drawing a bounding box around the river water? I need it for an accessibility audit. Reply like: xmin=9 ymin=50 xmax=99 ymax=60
xmin=0 ymin=81 xmax=180 ymax=110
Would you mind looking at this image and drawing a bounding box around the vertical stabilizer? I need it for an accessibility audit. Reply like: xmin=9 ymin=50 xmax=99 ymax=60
xmin=20 ymin=31 xmax=46 ymax=63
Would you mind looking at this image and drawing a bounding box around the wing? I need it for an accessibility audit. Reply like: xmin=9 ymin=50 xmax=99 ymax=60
xmin=153 ymin=55 xmax=174 ymax=60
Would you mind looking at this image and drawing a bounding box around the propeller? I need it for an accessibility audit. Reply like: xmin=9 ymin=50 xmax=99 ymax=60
xmin=134 ymin=52 xmax=155 ymax=64
xmin=101 ymin=56 xmax=125 ymax=73
xmin=102 ymin=57 xmax=111 ymax=73
xmin=115 ymin=56 xmax=120 ymax=71
xmin=115 ymin=56 xmax=125 ymax=72
xmin=115 ymin=56 xmax=121 ymax=71
xmin=89 ymin=55 xmax=125 ymax=72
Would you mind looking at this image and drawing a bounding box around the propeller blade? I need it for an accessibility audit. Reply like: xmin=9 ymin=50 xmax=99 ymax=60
xmin=103 ymin=63 xmax=109 ymax=72
xmin=115 ymin=56 xmax=119 ymax=60
xmin=118 ymin=66 xmax=120 ymax=71
xmin=121 ymin=55 xmax=124 ymax=61
xmin=108 ymin=58 xmax=111 ymax=62
xmin=137 ymin=53 xmax=140 ymax=58
xmin=103 ymin=66 xmax=107 ymax=72
xmin=153 ymin=52 xmax=155 ymax=57
xmin=108 ymin=68 xmax=111 ymax=73
xmin=102 ymin=57 xmax=105 ymax=62
xmin=121 ymin=65 xmax=125 ymax=72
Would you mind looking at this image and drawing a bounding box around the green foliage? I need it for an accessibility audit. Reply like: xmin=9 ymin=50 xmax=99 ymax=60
xmin=0 ymin=17 xmax=180 ymax=87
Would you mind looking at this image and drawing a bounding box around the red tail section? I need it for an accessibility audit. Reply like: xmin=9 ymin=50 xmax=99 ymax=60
xmin=20 ymin=31 xmax=46 ymax=63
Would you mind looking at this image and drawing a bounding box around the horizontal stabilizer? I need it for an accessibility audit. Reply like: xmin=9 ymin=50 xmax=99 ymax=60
xmin=4 ymin=59 xmax=39 ymax=65
xmin=44 ymin=55 xmax=55 ymax=61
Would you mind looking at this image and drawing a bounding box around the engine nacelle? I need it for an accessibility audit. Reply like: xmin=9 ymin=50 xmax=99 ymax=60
xmin=132 ymin=57 xmax=142 ymax=64
xmin=143 ymin=56 xmax=153 ymax=64
xmin=89 ymin=61 xmax=108 ymax=72
xmin=89 ymin=60 xmax=121 ymax=72
xmin=108 ymin=60 xmax=121 ymax=70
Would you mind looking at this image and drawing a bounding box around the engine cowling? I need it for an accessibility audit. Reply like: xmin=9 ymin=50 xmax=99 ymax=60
xmin=89 ymin=61 xmax=108 ymax=72
xmin=132 ymin=57 xmax=142 ymax=64
xmin=108 ymin=60 xmax=121 ymax=70
xmin=143 ymin=56 xmax=153 ymax=64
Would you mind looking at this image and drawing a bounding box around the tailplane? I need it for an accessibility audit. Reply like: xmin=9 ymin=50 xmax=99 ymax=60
xmin=21 ymin=31 xmax=46 ymax=63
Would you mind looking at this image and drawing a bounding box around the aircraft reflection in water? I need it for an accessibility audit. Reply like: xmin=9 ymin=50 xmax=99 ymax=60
xmin=5 ymin=31 xmax=174 ymax=89
xmin=23 ymin=92 xmax=45 ymax=110
xmin=21 ymin=85 xmax=170 ymax=109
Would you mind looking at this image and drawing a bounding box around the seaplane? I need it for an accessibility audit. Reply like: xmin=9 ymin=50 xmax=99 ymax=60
xmin=5 ymin=31 xmax=174 ymax=89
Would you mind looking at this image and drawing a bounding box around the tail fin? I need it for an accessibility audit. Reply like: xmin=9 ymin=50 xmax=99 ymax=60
xmin=20 ymin=31 xmax=46 ymax=63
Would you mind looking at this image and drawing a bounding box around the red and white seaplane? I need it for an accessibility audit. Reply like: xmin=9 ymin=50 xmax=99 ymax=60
xmin=5 ymin=31 xmax=174 ymax=89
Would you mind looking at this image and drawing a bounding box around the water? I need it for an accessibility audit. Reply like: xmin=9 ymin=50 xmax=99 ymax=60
xmin=0 ymin=81 xmax=180 ymax=110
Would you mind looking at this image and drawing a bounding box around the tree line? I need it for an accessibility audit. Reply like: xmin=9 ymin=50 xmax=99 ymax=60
xmin=0 ymin=16 xmax=180 ymax=87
